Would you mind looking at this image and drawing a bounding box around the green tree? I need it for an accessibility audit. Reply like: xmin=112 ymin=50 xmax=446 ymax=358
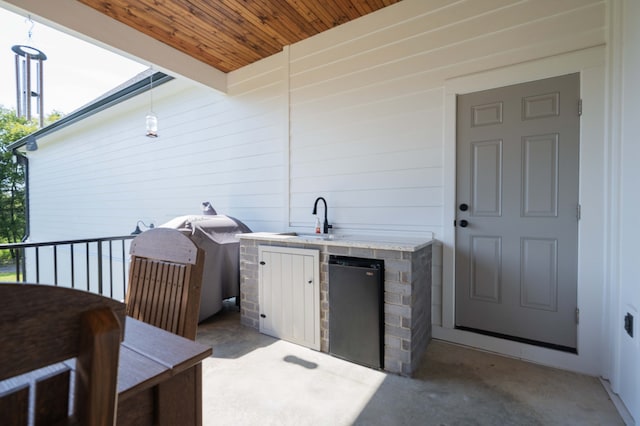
xmin=0 ymin=107 xmax=63 ymax=263
xmin=0 ymin=107 xmax=34 ymax=261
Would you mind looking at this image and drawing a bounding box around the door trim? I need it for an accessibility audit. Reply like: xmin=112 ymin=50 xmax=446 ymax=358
xmin=438 ymin=46 xmax=606 ymax=376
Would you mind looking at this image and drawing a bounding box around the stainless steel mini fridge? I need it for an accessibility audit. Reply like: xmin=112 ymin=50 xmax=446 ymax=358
xmin=328 ymin=255 xmax=384 ymax=369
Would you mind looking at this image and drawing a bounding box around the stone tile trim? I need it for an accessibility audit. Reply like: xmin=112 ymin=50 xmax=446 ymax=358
xmin=239 ymin=239 xmax=432 ymax=377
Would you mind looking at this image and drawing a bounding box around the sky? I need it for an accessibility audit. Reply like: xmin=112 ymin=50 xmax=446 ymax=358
xmin=0 ymin=7 xmax=148 ymax=115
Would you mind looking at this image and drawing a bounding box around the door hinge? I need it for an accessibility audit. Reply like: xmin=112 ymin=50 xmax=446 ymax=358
xmin=453 ymin=219 xmax=456 ymax=227
xmin=575 ymin=308 xmax=580 ymax=324
xmin=577 ymin=204 xmax=581 ymax=221
xmin=578 ymin=99 xmax=582 ymax=116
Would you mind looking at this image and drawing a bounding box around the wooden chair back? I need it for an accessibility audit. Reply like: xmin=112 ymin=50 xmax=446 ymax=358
xmin=0 ymin=283 xmax=125 ymax=426
xmin=126 ymin=227 xmax=205 ymax=340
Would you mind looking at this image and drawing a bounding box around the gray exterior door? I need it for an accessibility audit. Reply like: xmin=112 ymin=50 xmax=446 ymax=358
xmin=455 ymin=73 xmax=580 ymax=351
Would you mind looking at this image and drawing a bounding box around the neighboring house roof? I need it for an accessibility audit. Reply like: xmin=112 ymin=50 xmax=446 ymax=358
xmin=8 ymin=69 xmax=173 ymax=151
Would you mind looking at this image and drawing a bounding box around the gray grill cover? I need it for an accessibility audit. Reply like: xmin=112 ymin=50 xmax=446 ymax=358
xmin=160 ymin=214 xmax=251 ymax=321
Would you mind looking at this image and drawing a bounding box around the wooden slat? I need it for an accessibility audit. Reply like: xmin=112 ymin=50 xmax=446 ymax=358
xmin=127 ymin=258 xmax=141 ymax=318
xmin=34 ymin=369 xmax=70 ymax=426
xmin=166 ymin=264 xmax=181 ymax=334
xmin=75 ymin=0 xmax=401 ymax=72
xmin=176 ymin=266 xmax=190 ymax=336
xmin=139 ymin=262 xmax=149 ymax=323
xmin=147 ymin=261 xmax=162 ymax=326
xmin=0 ymin=384 xmax=29 ymax=426
xmin=158 ymin=262 xmax=169 ymax=329
xmin=167 ymin=266 xmax=178 ymax=336
xmin=183 ymin=257 xmax=204 ymax=341
xmin=130 ymin=260 xmax=143 ymax=319
xmin=164 ymin=263 xmax=177 ymax=329
xmin=156 ymin=263 xmax=170 ymax=331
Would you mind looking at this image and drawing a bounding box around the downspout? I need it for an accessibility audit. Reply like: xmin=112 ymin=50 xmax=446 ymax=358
xmin=12 ymin=151 xmax=30 ymax=242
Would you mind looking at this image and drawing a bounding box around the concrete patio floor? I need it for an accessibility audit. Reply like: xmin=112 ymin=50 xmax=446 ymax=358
xmin=196 ymin=300 xmax=624 ymax=426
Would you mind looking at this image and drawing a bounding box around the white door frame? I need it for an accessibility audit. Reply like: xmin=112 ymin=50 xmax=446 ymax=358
xmin=435 ymin=46 xmax=607 ymax=376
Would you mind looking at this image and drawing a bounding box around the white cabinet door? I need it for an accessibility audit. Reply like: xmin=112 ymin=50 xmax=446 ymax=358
xmin=259 ymin=246 xmax=320 ymax=350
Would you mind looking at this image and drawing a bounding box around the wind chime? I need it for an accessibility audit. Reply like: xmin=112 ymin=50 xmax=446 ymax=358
xmin=12 ymin=16 xmax=47 ymax=129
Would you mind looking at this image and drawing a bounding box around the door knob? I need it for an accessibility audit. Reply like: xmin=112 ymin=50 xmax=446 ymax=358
xmin=459 ymin=219 xmax=469 ymax=228
xmin=459 ymin=203 xmax=469 ymax=211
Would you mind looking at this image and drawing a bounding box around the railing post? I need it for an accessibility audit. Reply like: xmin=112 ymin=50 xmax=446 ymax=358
xmin=85 ymin=242 xmax=90 ymax=292
xmin=70 ymin=244 xmax=75 ymax=288
xmin=35 ymin=247 xmax=39 ymax=282
xmin=122 ymin=240 xmax=127 ymax=300
xmin=53 ymin=246 xmax=58 ymax=285
xmin=97 ymin=241 xmax=103 ymax=296
xmin=15 ymin=249 xmax=21 ymax=282
xmin=108 ymin=241 xmax=113 ymax=298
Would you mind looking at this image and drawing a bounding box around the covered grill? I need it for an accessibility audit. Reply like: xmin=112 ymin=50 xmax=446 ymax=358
xmin=160 ymin=214 xmax=251 ymax=321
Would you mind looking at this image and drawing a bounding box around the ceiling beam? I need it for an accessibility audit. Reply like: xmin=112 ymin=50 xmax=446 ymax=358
xmin=0 ymin=0 xmax=228 ymax=93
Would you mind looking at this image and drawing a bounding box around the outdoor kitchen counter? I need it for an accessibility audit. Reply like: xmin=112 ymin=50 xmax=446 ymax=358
xmin=238 ymin=232 xmax=435 ymax=377
xmin=237 ymin=232 xmax=433 ymax=252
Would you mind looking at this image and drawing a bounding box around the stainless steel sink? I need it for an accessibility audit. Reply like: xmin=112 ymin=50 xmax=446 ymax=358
xmin=279 ymin=232 xmax=335 ymax=240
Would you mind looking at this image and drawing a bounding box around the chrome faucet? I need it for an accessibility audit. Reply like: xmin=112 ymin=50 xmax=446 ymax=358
xmin=312 ymin=197 xmax=331 ymax=234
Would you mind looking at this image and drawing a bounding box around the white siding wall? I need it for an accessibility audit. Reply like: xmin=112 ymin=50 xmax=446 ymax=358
xmin=29 ymin=0 xmax=605 ymax=241
xmin=28 ymin=57 xmax=288 ymax=239
xmin=287 ymin=0 xmax=604 ymax=238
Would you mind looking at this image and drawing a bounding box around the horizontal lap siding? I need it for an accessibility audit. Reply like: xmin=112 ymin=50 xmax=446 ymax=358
xmin=288 ymin=0 xmax=604 ymax=238
xmin=29 ymin=70 xmax=288 ymax=238
xmin=27 ymin=0 xmax=604 ymax=243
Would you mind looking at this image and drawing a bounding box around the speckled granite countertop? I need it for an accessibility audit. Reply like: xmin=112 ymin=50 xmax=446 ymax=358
xmin=237 ymin=232 xmax=433 ymax=252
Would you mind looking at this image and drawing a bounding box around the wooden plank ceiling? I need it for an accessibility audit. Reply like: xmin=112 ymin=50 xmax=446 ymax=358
xmin=76 ymin=0 xmax=402 ymax=73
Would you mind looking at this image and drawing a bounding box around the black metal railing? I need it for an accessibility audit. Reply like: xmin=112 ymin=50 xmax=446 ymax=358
xmin=0 ymin=235 xmax=136 ymax=300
